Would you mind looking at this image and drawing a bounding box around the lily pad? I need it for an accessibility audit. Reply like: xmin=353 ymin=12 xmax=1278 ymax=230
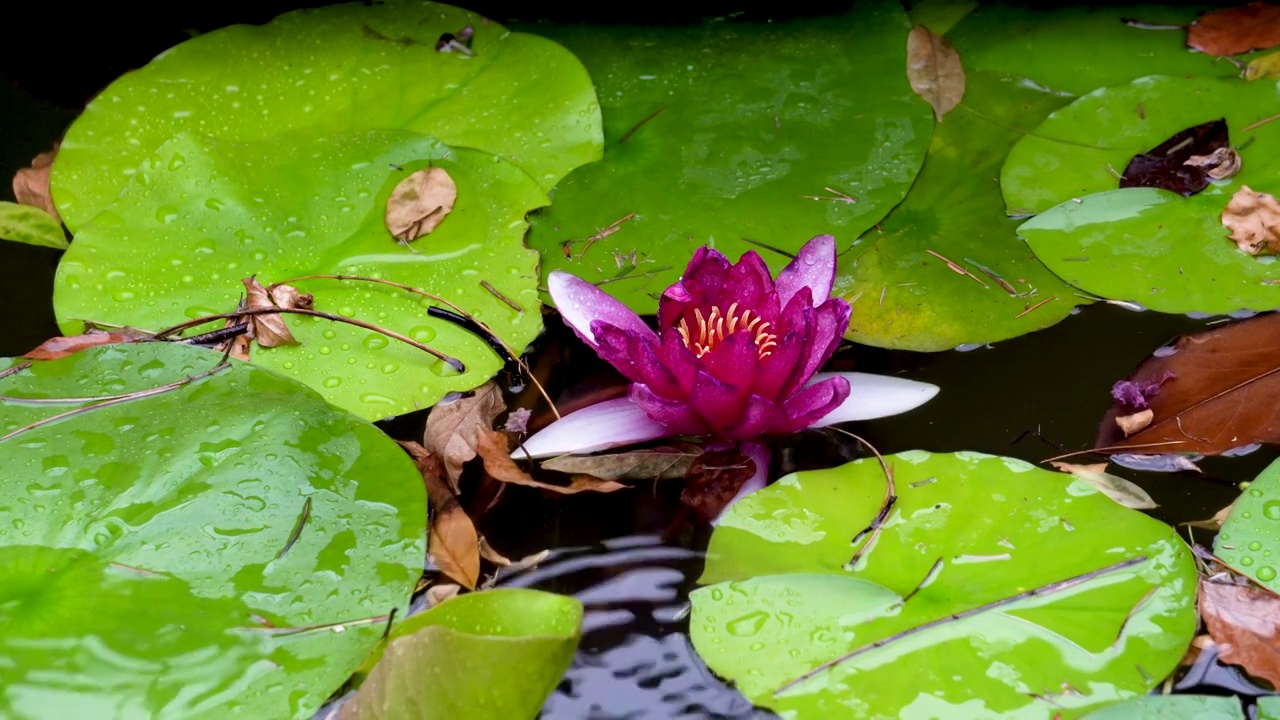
xmin=54 ymin=130 xmax=545 ymax=420
xmin=693 ymin=451 xmax=1198 ymax=719
xmin=835 ymin=72 xmax=1083 ymax=351
xmin=524 ymin=0 xmax=933 ymax=312
xmin=0 ymin=202 xmax=65 ymax=249
xmin=1080 ymin=695 xmax=1243 ymax=720
xmin=342 ymin=589 xmax=582 ymax=720
xmin=1215 ymin=457 xmax=1280 ymax=591
xmin=1002 ymin=76 xmax=1280 ymax=216
xmin=51 ymin=1 xmax=602 ymax=231
xmin=0 ymin=342 xmax=426 ymax=718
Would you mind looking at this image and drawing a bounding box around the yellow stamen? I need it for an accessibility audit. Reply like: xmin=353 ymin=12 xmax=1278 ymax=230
xmin=676 ymin=303 xmax=779 ymax=360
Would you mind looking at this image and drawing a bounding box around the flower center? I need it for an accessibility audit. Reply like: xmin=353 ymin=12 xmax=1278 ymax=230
xmin=676 ymin=302 xmax=778 ymax=359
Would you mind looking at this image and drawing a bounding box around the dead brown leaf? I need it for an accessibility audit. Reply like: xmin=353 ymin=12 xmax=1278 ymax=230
xmin=1116 ymin=409 xmax=1155 ymax=436
xmin=681 ymin=448 xmax=757 ymax=522
xmin=477 ymin=429 xmax=628 ymax=494
xmin=424 ymin=383 xmax=506 ymax=490
xmin=1185 ymin=501 xmax=1235 ymax=530
xmin=1200 ymin=575 xmax=1280 ymax=686
xmin=1048 ymin=461 xmax=1157 ymax=509
xmin=906 ymin=26 xmax=965 ymax=121
xmin=1097 ymin=312 xmax=1280 ymax=455
xmin=400 ymin=440 xmax=480 ymax=589
xmin=12 ymin=147 xmax=60 ymax=221
xmin=22 ymin=328 xmax=150 ymax=360
xmin=239 ymin=277 xmax=312 ymax=347
xmin=1222 ymin=185 xmax=1280 ymax=255
xmin=1184 ymin=147 xmax=1241 ymax=180
xmin=1188 ymin=3 xmax=1280 ymax=57
xmin=385 ymin=167 xmax=457 ymax=243
xmin=540 ymin=445 xmax=701 ymax=481
xmin=1244 ymin=51 xmax=1280 ymax=80
xmin=425 ymin=583 xmax=461 ymax=607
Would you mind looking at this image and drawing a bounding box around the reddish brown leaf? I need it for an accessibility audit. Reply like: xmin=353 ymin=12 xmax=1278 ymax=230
xmin=681 ymin=448 xmax=757 ymax=522
xmin=424 ymin=383 xmax=506 ymax=490
xmin=1097 ymin=312 xmax=1280 ymax=455
xmin=1200 ymin=576 xmax=1280 ymax=686
xmin=1223 ymin=185 xmax=1280 ymax=255
xmin=1119 ymin=119 xmax=1228 ymax=197
xmin=385 ymin=167 xmax=457 ymax=243
xmin=476 ymin=429 xmax=628 ymax=494
xmin=905 ymin=26 xmax=965 ymax=121
xmin=1188 ymin=3 xmax=1280 ymax=57
xmin=23 ymin=328 xmax=149 ymax=360
xmin=401 ymin=440 xmax=479 ymax=589
xmin=12 ymin=147 xmax=60 ymax=221
xmin=1115 ymin=409 xmax=1154 ymax=436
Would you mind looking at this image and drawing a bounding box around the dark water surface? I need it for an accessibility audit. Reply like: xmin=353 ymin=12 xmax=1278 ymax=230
xmin=1 ymin=3 xmax=1273 ymax=718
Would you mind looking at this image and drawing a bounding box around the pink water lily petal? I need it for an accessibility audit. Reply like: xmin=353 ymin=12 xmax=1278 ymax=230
xmin=806 ymin=372 xmax=940 ymax=426
xmin=548 ymin=270 xmax=656 ymax=351
xmin=778 ymin=374 xmax=851 ymax=434
xmin=630 ymin=383 xmax=708 ymax=435
xmin=775 ymin=234 xmax=837 ymax=307
xmin=513 ymin=397 xmax=671 ymax=459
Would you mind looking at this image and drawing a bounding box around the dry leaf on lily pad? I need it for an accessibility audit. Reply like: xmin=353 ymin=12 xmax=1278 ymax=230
xmin=1184 ymin=147 xmax=1242 ymax=180
xmin=424 ymin=383 xmax=506 ymax=490
xmin=12 ymin=147 xmax=60 ymax=221
xmin=401 ymin=440 xmax=479 ymax=589
xmin=1222 ymin=185 xmax=1280 ymax=255
xmin=906 ymin=26 xmax=964 ymax=121
xmin=238 ymin=277 xmax=314 ymax=348
xmin=1049 ymin=462 xmax=1158 ymax=510
xmin=1188 ymin=3 xmax=1280 ymax=57
xmin=1097 ymin=312 xmax=1280 ymax=455
xmin=540 ymin=445 xmax=702 ymax=480
xmin=22 ymin=328 xmax=150 ymax=360
xmin=385 ymin=167 xmax=457 ymax=243
xmin=1244 ymin=51 xmax=1280 ymax=80
xmin=1200 ymin=575 xmax=1280 ymax=687
xmin=476 ymin=430 xmax=627 ymax=495
xmin=1119 ymin=119 xmax=1229 ymax=197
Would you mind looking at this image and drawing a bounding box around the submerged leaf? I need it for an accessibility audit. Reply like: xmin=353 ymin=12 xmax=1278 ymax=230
xmin=1119 ymin=119 xmax=1228 ymax=197
xmin=385 ymin=167 xmax=457 ymax=243
xmin=1049 ymin=461 xmax=1158 ymax=509
xmin=0 ymin=201 xmax=66 ymax=250
xmin=1222 ymin=185 xmax=1280 ymax=255
xmin=540 ymin=445 xmax=700 ymax=480
xmin=1188 ymin=3 xmax=1280 ymax=57
xmin=1200 ymin=576 xmax=1280 ymax=687
xmin=478 ymin=429 xmax=628 ymax=494
xmin=906 ymin=26 xmax=965 ymax=121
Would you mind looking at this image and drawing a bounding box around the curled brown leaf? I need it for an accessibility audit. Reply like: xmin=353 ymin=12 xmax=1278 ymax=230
xmin=477 ymin=429 xmax=628 ymax=494
xmin=1183 ymin=147 xmax=1241 ymax=179
xmin=401 ymin=440 xmax=480 ymax=589
xmin=1223 ymin=185 xmax=1280 ymax=255
xmin=12 ymin=147 xmax=60 ymax=221
xmin=424 ymin=383 xmax=506 ymax=490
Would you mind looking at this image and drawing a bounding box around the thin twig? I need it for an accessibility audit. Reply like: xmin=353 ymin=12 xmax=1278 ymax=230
xmin=1243 ymin=113 xmax=1280 ymax=133
xmin=1042 ymin=440 xmax=1187 ymax=463
xmin=618 ymin=106 xmax=668 ymax=144
xmin=0 ymin=362 xmax=32 ymax=382
xmin=241 ymin=613 xmax=391 ymax=638
xmin=829 ymin=427 xmax=896 ymax=567
xmin=925 ymin=250 xmax=989 ymax=288
xmin=740 ymin=237 xmax=797 ymax=259
xmin=480 ymin=280 xmax=524 ymax=313
xmin=897 ymin=558 xmax=944 ymax=606
xmin=0 ymin=363 xmax=231 ymax=443
xmin=275 ymin=496 xmax=313 ymax=560
xmin=774 ymin=556 xmax=1147 ymax=695
xmin=574 ymin=213 xmax=637 ymax=260
xmin=1015 ymin=296 xmax=1057 ymax=319
xmin=0 ymin=363 xmax=232 ymax=406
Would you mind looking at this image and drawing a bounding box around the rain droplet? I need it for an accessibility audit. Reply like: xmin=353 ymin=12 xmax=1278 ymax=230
xmin=362 ymin=334 xmax=389 ymax=350
xmin=323 ymin=377 xmax=343 ymax=388
xmin=1258 ymin=566 xmax=1277 ymax=582
xmin=1264 ymin=501 xmax=1280 ymax=521
xmin=726 ymin=610 xmax=769 ymax=637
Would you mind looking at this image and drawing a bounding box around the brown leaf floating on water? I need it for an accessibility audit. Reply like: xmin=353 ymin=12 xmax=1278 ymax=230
xmin=1096 ymin=312 xmax=1280 ymax=455
xmin=1222 ymin=185 xmax=1280 ymax=255
xmin=905 ymin=26 xmax=965 ymax=121
xmin=400 ymin=440 xmax=479 ymax=589
xmin=1200 ymin=574 xmax=1280 ymax=687
xmin=12 ymin=146 xmax=60 ymax=221
xmin=424 ymin=383 xmax=506 ymax=491
xmin=22 ymin=327 xmax=150 ymax=360
xmin=540 ymin=444 xmax=701 ymax=481
xmin=385 ymin=166 xmax=457 ymax=243
xmin=1188 ymin=3 xmax=1280 ymax=57
xmin=477 ymin=429 xmax=627 ymax=494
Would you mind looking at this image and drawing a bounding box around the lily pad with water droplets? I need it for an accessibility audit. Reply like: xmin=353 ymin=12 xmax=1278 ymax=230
xmin=523 ymin=0 xmax=933 ymax=313
xmin=692 ymin=451 xmax=1197 ymax=719
xmin=54 ymin=130 xmax=545 ymax=421
xmin=1080 ymin=695 xmax=1244 ymax=720
xmin=0 ymin=342 xmax=426 ymax=718
xmin=1215 ymin=457 xmax=1280 ymax=591
xmin=50 ymin=0 xmax=601 ymax=232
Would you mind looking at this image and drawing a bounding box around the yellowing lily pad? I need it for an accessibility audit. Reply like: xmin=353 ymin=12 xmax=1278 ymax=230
xmin=693 ymin=451 xmax=1197 ymax=719
xmin=51 ymin=1 xmax=602 ymax=232
xmin=54 ymin=130 xmax=545 ymax=420
xmin=0 ymin=342 xmax=426 ymax=718
xmin=524 ymin=0 xmax=933 ymax=312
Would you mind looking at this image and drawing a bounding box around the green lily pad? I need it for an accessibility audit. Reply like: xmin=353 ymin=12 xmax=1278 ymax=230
xmin=0 ymin=201 xmax=66 ymax=249
xmin=1215 ymin=457 xmax=1280 ymax=590
xmin=0 ymin=342 xmax=426 ymax=718
xmin=835 ymin=72 xmax=1083 ymax=351
xmin=1002 ymin=76 xmax=1280 ymax=216
xmin=949 ymin=5 xmax=1225 ymax=97
xmin=524 ymin=0 xmax=933 ymax=312
xmin=54 ymin=130 xmax=545 ymax=421
xmin=1080 ymin=695 xmax=1243 ymax=720
xmin=343 ymin=589 xmax=582 ymax=720
xmin=51 ymin=1 xmax=601 ymax=232
xmin=693 ymin=451 xmax=1198 ymax=719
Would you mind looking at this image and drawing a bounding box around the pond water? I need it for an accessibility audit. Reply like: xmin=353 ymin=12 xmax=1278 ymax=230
xmin=2 ymin=2 xmax=1277 ymax=718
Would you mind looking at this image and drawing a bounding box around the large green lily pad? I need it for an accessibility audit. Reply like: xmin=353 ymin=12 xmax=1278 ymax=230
xmin=1215 ymin=457 xmax=1280 ymax=591
xmin=1002 ymin=76 xmax=1280 ymax=216
xmin=0 ymin=342 xmax=426 ymax=718
xmin=54 ymin=130 xmax=545 ymax=421
xmin=835 ymin=72 xmax=1082 ymax=351
xmin=524 ymin=0 xmax=933 ymax=312
xmin=1080 ymin=695 xmax=1244 ymax=720
xmin=342 ymin=589 xmax=582 ymax=720
xmin=51 ymin=1 xmax=601 ymax=231
xmin=693 ymin=451 xmax=1198 ymax=719
xmin=948 ymin=5 xmax=1225 ymax=97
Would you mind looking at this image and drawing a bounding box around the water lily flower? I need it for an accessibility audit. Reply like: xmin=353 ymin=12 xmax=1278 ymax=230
xmin=518 ymin=235 xmax=939 ymax=460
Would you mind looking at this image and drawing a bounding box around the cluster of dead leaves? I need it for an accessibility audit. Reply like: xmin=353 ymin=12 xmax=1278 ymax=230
xmin=1119 ymin=120 xmax=1240 ymax=197
xmin=217 ymin=277 xmax=313 ymax=361
xmin=1186 ymin=552 xmax=1280 ymax=689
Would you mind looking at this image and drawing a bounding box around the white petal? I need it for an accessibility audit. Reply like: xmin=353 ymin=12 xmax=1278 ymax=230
xmin=807 ymin=371 xmax=939 ymax=426
xmin=547 ymin=270 xmax=656 ymax=350
xmin=513 ymin=397 xmax=670 ymax=459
